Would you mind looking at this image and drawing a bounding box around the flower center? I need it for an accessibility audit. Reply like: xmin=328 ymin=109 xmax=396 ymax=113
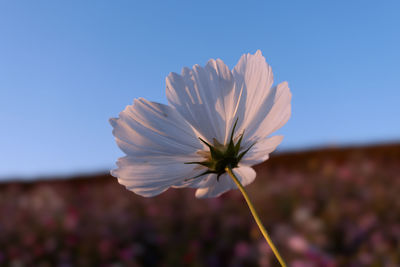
xmin=185 ymin=119 xmax=255 ymax=180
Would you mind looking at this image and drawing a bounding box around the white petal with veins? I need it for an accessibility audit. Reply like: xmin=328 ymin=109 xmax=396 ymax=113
xmin=241 ymin=136 xmax=284 ymax=166
xmin=232 ymin=50 xmax=274 ymax=134
xmin=195 ymin=166 xmax=256 ymax=198
xmin=111 ymin=99 xmax=203 ymax=156
xmin=166 ymin=59 xmax=238 ymax=144
xmin=244 ymin=82 xmax=291 ymax=143
xmin=110 ymin=99 xmax=206 ymax=196
xmin=113 ymin=156 xmax=205 ymax=197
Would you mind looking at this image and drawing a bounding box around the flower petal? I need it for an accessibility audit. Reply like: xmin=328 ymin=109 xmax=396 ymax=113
xmin=242 ymin=81 xmax=291 ymax=144
xmin=110 ymin=98 xmax=203 ymax=156
xmin=172 ymin=173 xmax=216 ymax=189
xmin=166 ymin=58 xmax=239 ymax=144
xmin=112 ymin=156 xmax=205 ymax=197
xmin=110 ymin=98 xmax=207 ymax=196
xmin=195 ymin=166 xmax=256 ymax=198
xmin=231 ymin=51 xmax=290 ymax=166
xmin=232 ymin=50 xmax=274 ymax=134
xmin=241 ymin=135 xmax=284 ymax=166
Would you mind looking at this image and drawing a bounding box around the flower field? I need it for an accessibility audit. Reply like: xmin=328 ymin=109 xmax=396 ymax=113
xmin=1 ymin=144 xmax=399 ymax=266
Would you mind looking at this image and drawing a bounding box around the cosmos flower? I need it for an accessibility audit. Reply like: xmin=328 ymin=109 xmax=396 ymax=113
xmin=110 ymin=50 xmax=291 ymax=198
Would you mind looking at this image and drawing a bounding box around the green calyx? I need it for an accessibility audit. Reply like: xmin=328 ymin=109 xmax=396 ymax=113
xmin=185 ymin=118 xmax=255 ymax=181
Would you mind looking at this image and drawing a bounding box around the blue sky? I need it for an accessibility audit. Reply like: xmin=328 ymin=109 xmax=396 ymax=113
xmin=0 ymin=0 xmax=399 ymax=178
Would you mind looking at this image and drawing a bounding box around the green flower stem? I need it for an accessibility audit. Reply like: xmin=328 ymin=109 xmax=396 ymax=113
xmin=225 ymin=166 xmax=287 ymax=267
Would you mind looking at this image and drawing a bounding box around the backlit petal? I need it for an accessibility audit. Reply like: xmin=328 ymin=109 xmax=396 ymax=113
xmin=166 ymin=59 xmax=238 ymax=144
xmin=241 ymin=135 xmax=283 ymax=166
xmin=112 ymin=156 xmax=205 ymax=197
xmin=110 ymin=98 xmax=203 ymax=156
xmin=195 ymin=166 xmax=256 ymax=198
xmin=110 ymin=99 xmax=206 ymax=196
xmin=243 ymin=82 xmax=291 ymax=144
xmin=232 ymin=50 xmax=274 ymax=134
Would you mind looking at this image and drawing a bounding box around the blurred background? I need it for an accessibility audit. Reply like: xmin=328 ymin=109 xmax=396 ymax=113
xmin=0 ymin=0 xmax=399 ymax=266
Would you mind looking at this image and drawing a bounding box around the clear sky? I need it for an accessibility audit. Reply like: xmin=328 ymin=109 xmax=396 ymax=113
xmin=1 ymin=0 xmax=399 ymax=178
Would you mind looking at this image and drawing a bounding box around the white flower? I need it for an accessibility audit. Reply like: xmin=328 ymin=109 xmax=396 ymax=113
xmin=110 ymin=50 xmax=291 ymax=198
